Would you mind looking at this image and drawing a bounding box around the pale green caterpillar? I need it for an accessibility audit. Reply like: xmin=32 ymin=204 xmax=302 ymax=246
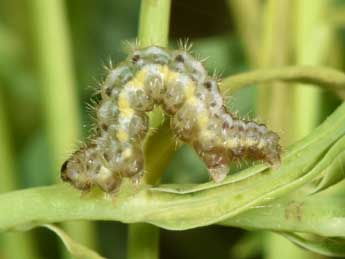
xmin=61 ymin=45 xmax=281 ymax=192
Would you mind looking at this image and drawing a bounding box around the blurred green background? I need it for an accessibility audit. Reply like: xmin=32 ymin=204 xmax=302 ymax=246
xmin=0 ymin=0 xmax=344 ymax=258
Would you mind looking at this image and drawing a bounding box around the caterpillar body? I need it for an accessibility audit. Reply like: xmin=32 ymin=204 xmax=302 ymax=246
xmin=61 ymin=45 xmax=281 ymax=192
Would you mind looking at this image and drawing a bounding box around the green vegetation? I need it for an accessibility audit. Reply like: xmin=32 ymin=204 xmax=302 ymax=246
xmin=1 ymin=0 xmax=345 ymax=258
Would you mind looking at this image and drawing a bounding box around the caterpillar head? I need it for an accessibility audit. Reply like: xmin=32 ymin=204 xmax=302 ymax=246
xmin=130 ymin=46 xmax=170 ymax=67
xmin=61 ymin=148 xmax=123 ymax=193
xmin=60 ymin=153 xmax=93 ymax=191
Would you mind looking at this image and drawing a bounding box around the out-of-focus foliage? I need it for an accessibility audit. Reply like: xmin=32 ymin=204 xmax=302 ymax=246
xmin=1 ymin=0 xmax=345 ymax=259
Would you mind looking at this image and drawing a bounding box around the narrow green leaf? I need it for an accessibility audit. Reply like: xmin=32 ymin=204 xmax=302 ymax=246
xmin=311 ymin=150 xmax=345 ymax=194
xmin=280 ymin=232 xmax=345 ymax=257
xmin=43 ymin=224 xmax=106 ymax=259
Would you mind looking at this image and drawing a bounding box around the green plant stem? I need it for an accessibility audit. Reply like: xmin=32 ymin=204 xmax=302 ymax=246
xmin=263 ymin=233 xmax=309 ymax=259
xmin=144 ymin=120 xmax=177 ymax=185
xmin=0 ymin=121 xmax=344 ymax=234
xmin=1 ymin=93 xmax=345 ymax=233
xmin=128 ymin=223 xmax=160 ymax=259
xmin=293 ymin=0 xmax=331 ymax=140
xmin=221 ymin=66 xmax=345 ymax=97
xmin=0 ymin=88 xmax=37 ymax=259
xmin=227 ymin=0 xmax=261 ymax=66
xmin=138 ymin=0 xmax=171 ymax=47
xmin=221 ymin=193 xmax=345 ymax=236
xmin=128 ymin=1 xmax=171 ymax=259
xmin=30 ymin=0 xmax=81 ymax=170
xmin=258 ymin=1 xmax=309 ymax=257
xmin=29 ymin=0 xmax=96 ymax=254
xmin=258 ymin=0 xmax=294 ymax=145
xmin=0 ymin=93 xmax=16 ymax=194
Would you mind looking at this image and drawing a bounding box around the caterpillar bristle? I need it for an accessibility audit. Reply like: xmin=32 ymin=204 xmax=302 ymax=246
xmin=212 ymin=69 xmax=223 ymax=82
xmin=199 ymin=56 xmax=209 ymax=64
xmin=122 ymin=40 xmax=139 ymax=54
xmin=177 ymin=38 xmax=193 ymax=52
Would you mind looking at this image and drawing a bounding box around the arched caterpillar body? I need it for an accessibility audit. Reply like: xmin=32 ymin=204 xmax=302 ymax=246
xmin=61 ymin=46 xmax=281 ymax=192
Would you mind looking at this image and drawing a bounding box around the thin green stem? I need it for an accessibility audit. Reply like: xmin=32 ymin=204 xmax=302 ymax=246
xmin=139 ymin=0 xmax=173 ymax=184
xmin=144 ymin=120 xmax=177 ymax=185
xmin=258 ymin=0 xmax=294 ymax=145
xmin=129 ymin=1 xmax=171 ymax=259
xmin=0 ymin=88 xmax=38 ymax=259
xmin=221 ymin=66 xmax=345 ymax=97
xmin=227 ymin=0 xmax=262 ymax=67
xmin=0 ymin=93 xmax=16 ymax=193
xmin=293 ymin=0 xmax=332 ymax=140
xmin=29 ymin=0 xmax=96 ymax=255
xmin=30 ymin=0 xmax=81 ymax=170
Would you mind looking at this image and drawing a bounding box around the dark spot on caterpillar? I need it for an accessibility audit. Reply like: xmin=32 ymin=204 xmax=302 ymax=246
xmin=89 ymin=143 xmax=97 ymax=149
xmin=204 ymin=81 xmax=212 ymax=90
xmin=105 ymin=87 xmax=112 ymax=97
xmin=94 ymin=164 xmax=101 ymax=174
xmin=101 ymin=123 xmax=108 ymax=131
xmin=132 ymin=54 xmax=141 ymax=63
xmin=103 ymin=152 xmax=110 ymax=162
xmin=175 ymin=54 xmax=184 ymax=63
xmin=86 ymin=161 xmax=90 ymax=170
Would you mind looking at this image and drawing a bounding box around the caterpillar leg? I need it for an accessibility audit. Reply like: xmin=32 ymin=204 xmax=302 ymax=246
xmin=93 ymin=166 xmax=122 ymax=193
xmin=209 ymin=164 xmax=229 ymax=183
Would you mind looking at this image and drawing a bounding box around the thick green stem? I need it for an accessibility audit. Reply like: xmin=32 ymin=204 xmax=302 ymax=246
xmin=138 ymin=0 xmax=171 ymax=47
xmin=29 ymin=0 xmax=96 ymax=254
xmin=128 ymin=223 xmax=160 ymax=259
xmin=129 ymin=1 xmax=171 ymax=259
xmin=257 ymin=0 xmax=310 ymax=257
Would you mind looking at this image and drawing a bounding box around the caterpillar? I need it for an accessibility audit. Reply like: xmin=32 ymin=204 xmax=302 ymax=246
xmin=60 ymin=45 xmax=281 ymax=192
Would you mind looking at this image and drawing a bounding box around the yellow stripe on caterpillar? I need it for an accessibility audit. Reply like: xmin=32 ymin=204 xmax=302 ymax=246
xmin=122 ymin=148 xmax=132 ymax=159
xmin=197 ymin=112 xmax=209 ymax=129
xmin=130 ymin=69 xmax=146 ymax=88
xmin=116 ymin=129 xmax=129 ymax=143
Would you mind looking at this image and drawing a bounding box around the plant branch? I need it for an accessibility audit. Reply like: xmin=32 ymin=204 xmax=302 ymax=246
xmin=1 ymin=99 xmax=345 ymax=235
xmin=138 ymin=0 xmax=171 ymax=47
xmin=221 ymin=66 xmax=345 ymax=97
xmin=129 ymin=1 xmax=172 ymax=259
xmin=227 ymin=0 xmax=262 ymax=66
xmin=30 ymin=0 xmax=96 ymax=253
